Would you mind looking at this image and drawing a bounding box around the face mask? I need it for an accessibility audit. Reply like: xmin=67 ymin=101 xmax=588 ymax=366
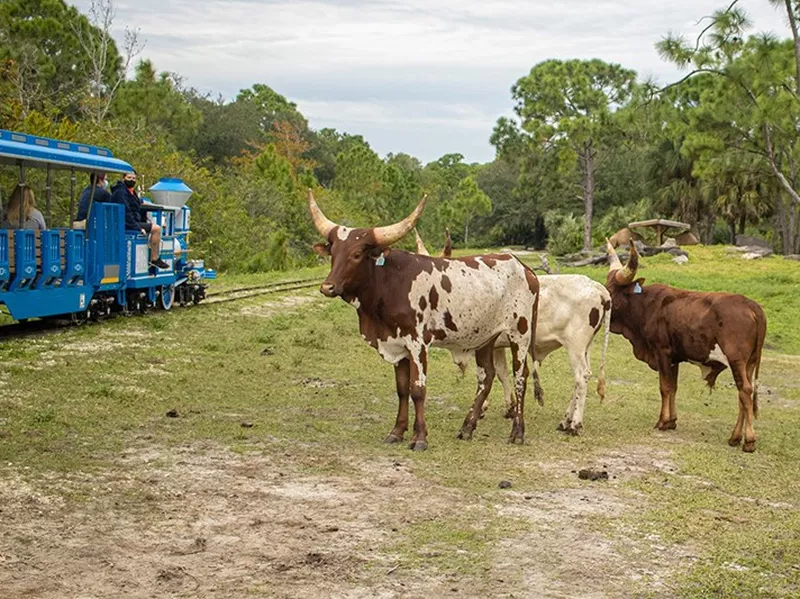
xmin=124 ymin=180 xmax=136 ymax=189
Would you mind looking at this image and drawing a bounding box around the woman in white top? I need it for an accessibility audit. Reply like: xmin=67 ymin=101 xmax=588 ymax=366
xmin=2 ymin=186 xmax=47 ymax=230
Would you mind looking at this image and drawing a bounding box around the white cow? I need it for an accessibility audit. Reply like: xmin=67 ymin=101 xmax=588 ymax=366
xmin=415 ymin=234 xmax=610 ymax=434
xmin=483 ymin=275 xmax=612 ymax=435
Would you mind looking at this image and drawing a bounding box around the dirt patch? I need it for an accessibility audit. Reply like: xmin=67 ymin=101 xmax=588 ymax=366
xmin=494 ymin=446 xmax=695 ymax=597
xmin=0 ymin=445 xmax=473 ymax=598
xmin=0 ymin=443 xmax=697 ymax=599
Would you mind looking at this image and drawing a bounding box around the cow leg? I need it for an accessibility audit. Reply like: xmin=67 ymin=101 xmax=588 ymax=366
xmin=458 ymin=343 xmax=496 ymax=440
xmin=558 ymin=347 xmax=591 ymax=435
xmin=507 ymin=341 xmax=529 ymax=444
xmin=385 ymin=358 xmax=410 ymax=443
xmin=729 ymin=360 xmax=756 ymax=452
xmin=655 ymin=362 xmax=679 ymax=431
xmin=480 ymin=348 xmax=513 ymax=419
xmin=408 ymin=349 xmax=429 ymax=451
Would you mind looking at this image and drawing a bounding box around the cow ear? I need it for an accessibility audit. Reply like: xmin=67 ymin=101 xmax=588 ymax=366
xmin=313 ymin=243 xmax=330 ymax=257
xmin=636 ymin=277 xmax=646 ymax=286
xmin=369 ymin=247 xmax=388 ymax=258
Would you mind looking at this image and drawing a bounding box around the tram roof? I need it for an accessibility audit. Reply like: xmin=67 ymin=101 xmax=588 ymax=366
xmin=0 ymin=129 xmax=135 ymax=174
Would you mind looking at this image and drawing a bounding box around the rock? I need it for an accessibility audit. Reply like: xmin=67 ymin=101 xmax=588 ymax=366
xmin=673 ymin=255 xmax=689 ymax=265
xmin=676 ymin=231 xmax=699 ymax=246
xmin=608 ymin=227 xmax=644 ymax=248
xmin=661 ymin=237 xmax=677 ymax=248
xmin=498 ymin=480 xmax=512 ymax=489
xmin=728 ymin=245 xmax=772 ymax=258
xmin=578 ymin=468 xmax=608 ymax=481
xmin=165 ymin=409 xmax=179 ymax=418
xmin=785 ymin=254 xmax=800 ymax=261
xmin=736 ymin=234 xmax=771 ymax=248
xmin=241 ymin=422 xmax=254 ymax=428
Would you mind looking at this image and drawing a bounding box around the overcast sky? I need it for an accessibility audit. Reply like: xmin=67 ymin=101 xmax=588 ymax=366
xmin=71 ymin=0 xmax=790 ymax=164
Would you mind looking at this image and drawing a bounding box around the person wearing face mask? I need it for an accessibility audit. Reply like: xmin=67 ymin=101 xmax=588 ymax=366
xmin=111 ymin=170 xmax=169 ymax=270
xmin=75 ymin=171 xmax=116 ymax=222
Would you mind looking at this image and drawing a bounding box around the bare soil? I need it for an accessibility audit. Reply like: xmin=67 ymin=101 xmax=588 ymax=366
xmin=0 ymin=441 xmax=692 ymax=598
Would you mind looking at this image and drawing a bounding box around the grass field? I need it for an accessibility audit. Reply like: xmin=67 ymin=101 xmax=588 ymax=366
xmin=1 ymin=245 xmax=799 ymax=598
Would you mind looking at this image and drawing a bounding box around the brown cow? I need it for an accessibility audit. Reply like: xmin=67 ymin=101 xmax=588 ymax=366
xmin=309 ymin=191 xmax=539 ymax=450
xmin=605 ymin=241 xmax=767 ymax=452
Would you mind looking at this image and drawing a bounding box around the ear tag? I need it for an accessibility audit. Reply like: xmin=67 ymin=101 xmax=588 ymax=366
xmin=633 ymin=282 xmax=642 ymax=294
xmin=375 ymin=254 xmax=386 ymax=267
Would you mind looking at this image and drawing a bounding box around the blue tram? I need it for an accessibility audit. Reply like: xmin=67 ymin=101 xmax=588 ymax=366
xmin=0 ymin=129 xmax=215 ymax=322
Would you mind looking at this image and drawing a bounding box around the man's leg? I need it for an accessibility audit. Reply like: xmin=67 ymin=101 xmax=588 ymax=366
xmin=149 ymin=223 xmax=162 ymax=261
xmin=147 ymin=223 xmax=169 ymax=269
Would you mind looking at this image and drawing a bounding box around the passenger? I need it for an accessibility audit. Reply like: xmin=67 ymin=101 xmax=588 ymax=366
xmin=76 ymin=171 xmax=116 ymax=221
xmin=111 ymin=170 xmax=169 ymax=270
xmin=2 ymin=186 xmax=46 ymax=230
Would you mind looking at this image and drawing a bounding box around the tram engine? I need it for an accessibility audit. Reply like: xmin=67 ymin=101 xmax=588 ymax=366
xmin=0 ymin=129 xmax=216 ymax=323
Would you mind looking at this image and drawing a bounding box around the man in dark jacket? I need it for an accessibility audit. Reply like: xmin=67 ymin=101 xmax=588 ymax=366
xmin=75 ymin=172 xmax=117 ymax=221
xmin=111 ymin=171 xmax=169 ymax=270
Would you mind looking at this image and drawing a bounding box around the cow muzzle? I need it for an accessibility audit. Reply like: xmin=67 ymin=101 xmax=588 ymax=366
xmin=320 ymin=282 xmax=339 ymax=297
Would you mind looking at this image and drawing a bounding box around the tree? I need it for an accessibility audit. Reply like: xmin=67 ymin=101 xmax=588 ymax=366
xmin=656 ymin=2 xmax=800 ymax=252
xmin=237 ymin=83 xmax=307 ymax=137
xmin=71 ymin=0 xmax=143 ymax=123
xmin=499 ymin=59 xmax=637 ymax=251
xmin=0 ymin=0 xmax=119 ymax=118
xmin=449 ymin=176 xmax=492 ymax=245
xmin=113 ymin=60 xmax=202 ymax=143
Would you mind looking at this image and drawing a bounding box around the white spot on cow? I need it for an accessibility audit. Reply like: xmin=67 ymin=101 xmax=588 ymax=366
xmin=336 ymin=227 xmax=352 ymax=241
xmin=707 ymin=344 xmax=729 ymax=367
xmin=349 ymin=298 xmax=361 ymax=309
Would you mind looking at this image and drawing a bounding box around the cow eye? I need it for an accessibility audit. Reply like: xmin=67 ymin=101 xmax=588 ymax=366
xmin=352 ymin=251 xmax=362 ymax=260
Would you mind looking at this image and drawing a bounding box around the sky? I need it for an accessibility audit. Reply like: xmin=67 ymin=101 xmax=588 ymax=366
xmin=71 ymin=0 xmax=791 ymax=164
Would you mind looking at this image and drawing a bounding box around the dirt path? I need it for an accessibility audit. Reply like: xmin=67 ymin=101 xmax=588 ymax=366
xmin=0 ymin=441 xmax=695 ymax=598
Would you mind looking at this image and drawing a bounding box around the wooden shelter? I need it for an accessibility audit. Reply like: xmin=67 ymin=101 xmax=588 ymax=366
xmin=628 ymin=219 xmax=691 ymax=246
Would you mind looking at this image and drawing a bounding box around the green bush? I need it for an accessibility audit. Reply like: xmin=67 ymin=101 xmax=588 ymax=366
xmin=544 ymin=211 xmax=583 ymax=256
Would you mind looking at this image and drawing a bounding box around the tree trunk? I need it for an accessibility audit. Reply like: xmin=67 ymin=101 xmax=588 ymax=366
xmin=704 ymin=212 xmax=715 ymax=245
xmin=464 ymin=220 xmax=469 ymax=246
xmin=729 ymin=219 xmax=737 ymax=245
xmin=581 ymin=142 xmax=595 ymax=252
xmin=738 ymin=212 xmax=746 ymax=236
xmin=784 ymin=0 xmax=800 ymax=97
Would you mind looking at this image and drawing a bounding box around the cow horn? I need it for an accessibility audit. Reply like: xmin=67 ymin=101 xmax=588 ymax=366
xmin=308 ymin=188 xmax=338 ymax=238
xmin=414 ymin=228 xmax=430 ymax=256
xmin=606 ymin=238 xmax=623 ymax=272
xmin=615 ymin=240 xmax=639 ymax=285
xmin=442 ymin=227 xmax=453 ymax=258
xmin=373 ymin=194 xmax=427 ymax=247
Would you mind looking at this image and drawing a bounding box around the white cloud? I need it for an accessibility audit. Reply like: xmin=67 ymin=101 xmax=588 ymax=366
xmin=72 ymin=0 xmax=792 ymax=162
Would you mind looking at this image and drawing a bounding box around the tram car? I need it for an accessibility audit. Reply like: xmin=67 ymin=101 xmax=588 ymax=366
xmin=0 ymin=129 xmax=215 ymax=323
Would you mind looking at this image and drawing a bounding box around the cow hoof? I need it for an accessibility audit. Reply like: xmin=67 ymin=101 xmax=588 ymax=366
xmin=504 ymin=409 xmax=515 ymax=420
xmin=409 ymin=441 xmax=428 ymax=451
xmin=384 ymin=434 xmax=403 ymax=444
xmin=457 ymin=429 xmax=473 ymax=441
xmin=728 ymin=436 xmax=742 ymax=447
xmin=557 ymin=420 xmax=572 ymax=432
xmin=507 ymin=435 xmax=525 ymax=445
xmin=742 ymin=440 xmax=756 ymax=453
xmin=655 ymin=420 xmax=677 ymax=431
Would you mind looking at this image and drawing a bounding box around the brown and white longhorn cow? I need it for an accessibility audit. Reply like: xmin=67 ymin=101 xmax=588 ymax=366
xmin=606 ymin=241 xmax=767 ymax=452
xmin=309 ymin=191 xmax=539 ymax=450
xmin=416 ymin=233 xmax=611 ymax=435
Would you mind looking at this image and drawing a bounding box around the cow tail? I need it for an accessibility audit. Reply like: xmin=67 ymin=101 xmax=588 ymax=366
xmin=752 ymin=307 xmax=767 ymax=419
xmin=529 ymin=274 xmax=544 ymax=407
xmin=531 ymin=357 xmax=544 ymax=406
xmin=596 ymin=300 xmax=611 ymax=402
